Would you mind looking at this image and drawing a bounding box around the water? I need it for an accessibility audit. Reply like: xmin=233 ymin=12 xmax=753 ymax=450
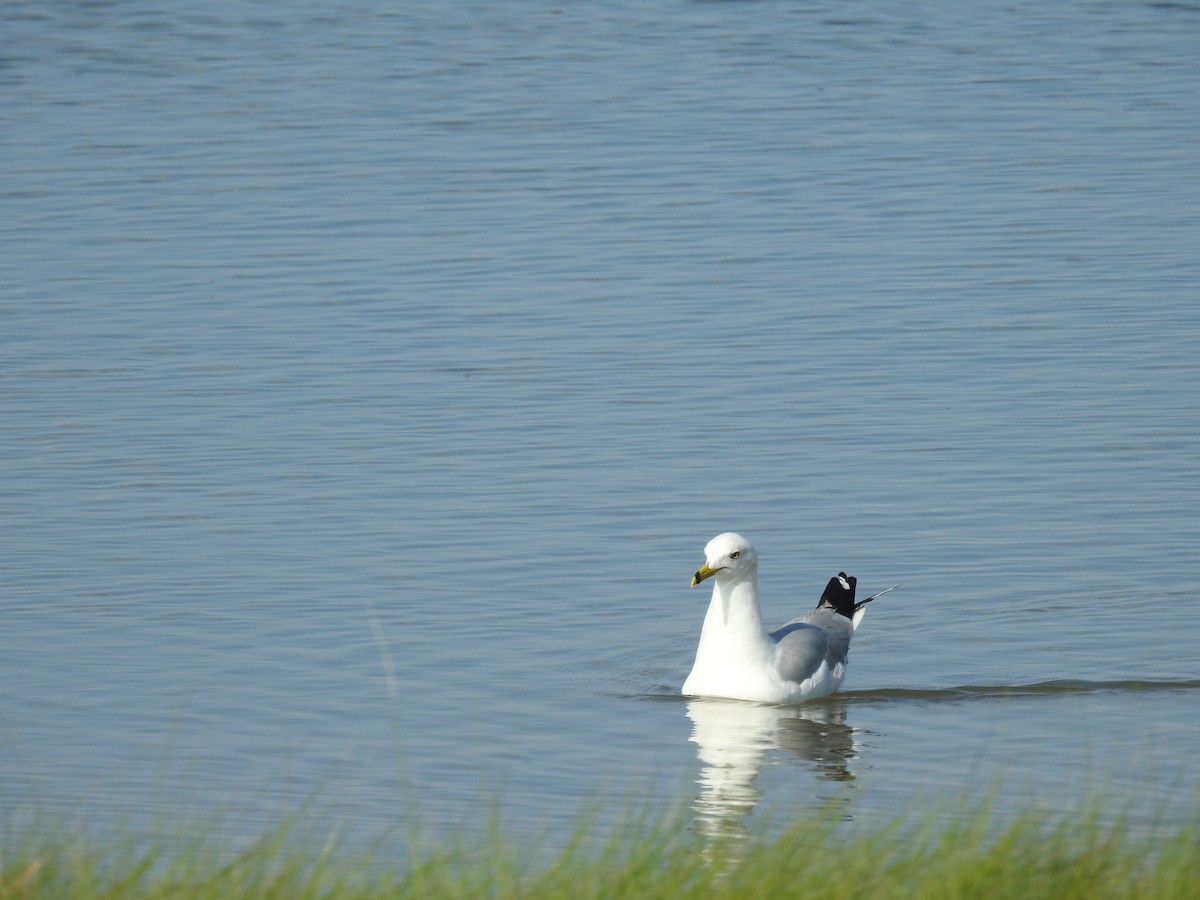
xmin=3 ymin=0 xmax=1199 ymax=852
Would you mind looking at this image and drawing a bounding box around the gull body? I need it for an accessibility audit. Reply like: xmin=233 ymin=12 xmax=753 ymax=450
xmin=683 ymin=532 xmax=885 ymax=705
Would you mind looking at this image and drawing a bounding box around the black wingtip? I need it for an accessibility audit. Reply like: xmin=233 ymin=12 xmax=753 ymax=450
xmin=818 ymin=575 xmax=899 ymax=618
xmin=817 ymin=571 xmax=858 ymax=618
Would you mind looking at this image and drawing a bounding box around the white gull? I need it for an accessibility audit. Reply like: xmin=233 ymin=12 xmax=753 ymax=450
xmin=683 ymin=532 xmax=894 ymax=704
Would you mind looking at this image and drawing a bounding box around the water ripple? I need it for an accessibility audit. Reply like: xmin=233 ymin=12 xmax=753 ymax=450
xmin=837 ymin=679 xmax=1200 ymax=703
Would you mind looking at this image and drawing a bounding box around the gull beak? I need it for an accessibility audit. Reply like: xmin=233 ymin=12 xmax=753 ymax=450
xmin=691 ymin=563 xmax=720 ymax=587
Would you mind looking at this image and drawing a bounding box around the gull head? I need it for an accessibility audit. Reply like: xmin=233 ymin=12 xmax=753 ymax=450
xmin=691 ymin=532 xmax=758 ymax=587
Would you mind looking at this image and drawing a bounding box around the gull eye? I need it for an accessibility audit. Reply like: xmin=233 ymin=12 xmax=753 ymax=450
xmin=730 ymin=551 xmax=741 ymax=560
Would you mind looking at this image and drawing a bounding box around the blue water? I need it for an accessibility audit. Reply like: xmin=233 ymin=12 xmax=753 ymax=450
xmin=4 ymin=0 xmax=1199 ymax=851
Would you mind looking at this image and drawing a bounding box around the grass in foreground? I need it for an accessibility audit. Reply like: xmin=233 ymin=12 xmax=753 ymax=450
xmin=2 ymin=804 xmax=1196 ymax=899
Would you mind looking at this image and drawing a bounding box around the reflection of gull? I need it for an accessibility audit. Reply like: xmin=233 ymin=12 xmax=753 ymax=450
xmin=684 ymin=532 xmax=894 ymax=704
xmin=686 ymin=697 xmax=859 ymax=843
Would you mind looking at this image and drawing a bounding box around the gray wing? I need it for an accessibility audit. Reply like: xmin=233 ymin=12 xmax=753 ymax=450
xmin=769 ymin=609 xmax=854 ymax=684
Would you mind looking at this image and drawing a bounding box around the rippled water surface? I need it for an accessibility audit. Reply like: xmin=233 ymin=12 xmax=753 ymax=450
xmin=3 ymin=0 xmax=1199 ymax=848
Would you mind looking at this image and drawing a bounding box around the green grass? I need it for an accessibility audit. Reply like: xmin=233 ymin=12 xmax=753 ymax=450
xmin=3 ymin=798 xmax=1196 ymax=900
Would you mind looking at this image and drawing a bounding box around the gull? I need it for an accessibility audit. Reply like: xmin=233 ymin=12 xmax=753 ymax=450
xmin=683 ymin=532 xmax=894 ymax=704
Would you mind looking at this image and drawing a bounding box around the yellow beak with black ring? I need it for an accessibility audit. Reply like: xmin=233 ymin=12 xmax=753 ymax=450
xmin=691 ymin=563 xmax=721 ymax=587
